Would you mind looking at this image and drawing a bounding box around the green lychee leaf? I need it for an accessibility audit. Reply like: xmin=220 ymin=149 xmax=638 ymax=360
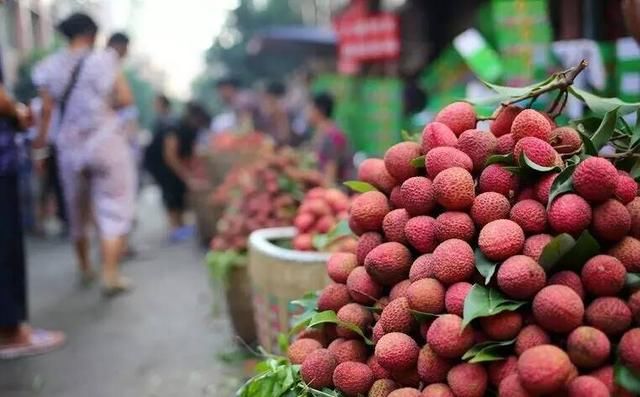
xmin=630 ymin=158 xmax=640 ymax=181
xmin=289 ymin=291 xmax=320 ymax=329
xmin=290 ymin=310 xmax=374 ymax=346
xmin=278 ymin=333 xmax=290 ymax=355
xmin=475 ymin=249 xmax=498 ymax=285
xmin=462 ymin=285 xmax=527 ymax=328
xmin=343 ymin=180 xmax=378 ymax=193
xmin=538 ymin=233 xmax=576 ymax=271
xmin=575 ymin=124 xmax=598 ymax=156
xmin=546 ymin=164 xmax=576 ymax=209
xmin=569 ymin=86 xmax=640 ymax=115
xmin=410 ymin=309 xmax=441 ymax=323
xmin=590 ymin=107 xmax=619 ymax=151
xmin=313 ymin=220 xmax=354 ymax=251
xmin=519 ymin=152 xmax=558 ymax=173
xmin=485 ymin=153 xmax=514 ymax=167
xmin=563 ymin=230 xmax=600 ymax=270
xmin=615 ymin=359 xmax=640 ymax=394
xmin=481 ymin=76 xmax=555 ymax=99
xmin=401 ymin=129 xmax=419 ymax=142
xmin=410 ymin=155 xmax=426 ymax=168
xmin=462 ymin=339 xmax=516 ymax=363
xmin=626 ymin=273 xmax=640 ymax=289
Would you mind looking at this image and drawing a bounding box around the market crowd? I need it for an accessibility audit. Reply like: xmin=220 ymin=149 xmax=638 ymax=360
xmin=0 ymin=12 xmax=353 ymax=359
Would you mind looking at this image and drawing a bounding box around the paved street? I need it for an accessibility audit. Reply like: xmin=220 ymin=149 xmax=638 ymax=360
xmin=0 ymin=187 xmax=243 ymax=397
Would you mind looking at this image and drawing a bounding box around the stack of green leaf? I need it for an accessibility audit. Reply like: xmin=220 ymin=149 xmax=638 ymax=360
xmin=238 ymin=64 xmax=640 ymax=396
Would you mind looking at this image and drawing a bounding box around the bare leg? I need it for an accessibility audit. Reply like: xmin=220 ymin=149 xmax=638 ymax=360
xmin=74 ymin=237 xmax=91 ymax=274
xmin=101 ymin=236 xmax=126 ymax=286
xmin=168 ymin=209 xmax=183 ymax=231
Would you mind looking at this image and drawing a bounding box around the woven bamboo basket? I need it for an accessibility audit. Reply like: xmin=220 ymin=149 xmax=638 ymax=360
xmin=248 ymin=227 xmax=331 ymax=353
xmin=225 ymin=262 xmax=257 ymax=345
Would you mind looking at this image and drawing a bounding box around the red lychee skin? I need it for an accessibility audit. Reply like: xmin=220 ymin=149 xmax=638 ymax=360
xmin=328 ymin=338 xmax=368 ymax=363
xmin=422 ymin=383 xmax=455 ymax=397
xmin=427 ymin=314 xmax=474 ymax=358
xmin=400 ymin=176 xmax=436 ymax=216
xmin=511 ymin=109 xmax=553 ymax=142
xmin=573 ymin=157 xmax=619 ymax=202
xmin=619 ymin=328 xmax=640 ymax=372
xmin=608 ymin=236 xmax=640 ymax=272
xmin=522 ymin=233 xmax=553 ymax=262
xmin=404 ymin=216 xmax=438 ymax=254
xmin=567 ymin=326 xmax=611 ymax=369
xmin=300 ymin=349 xmax=337 ymax=389
xmin=445 ymin=282 xmax=472 ymax=316
xmin=358 ymin=158 xmax=396 ymax=194
xmin=387 ymin=388 xmax=421 ymax=397
xmin=592 ymin=199 xmax=632 ymax=241
xmin=409 ymin=254 xmax=435 ymax=282
xmin=369 ymin=379 xmax=398 ymax=396
xmin=327 ymin=252 xmax=359 ymax=283
xmin=517 ymin=344 xmax=572 ymax=395
xmin=491 ymin=105 xmax=523 ymax=137
xmin=495 ymin=133 xmax=516 ymax=154
xmin=384 ymin=142 xmax=421 ymax=183
xmin=349 ymin=217 xmax=365 ymax=236
xmin=586 ymin=297 xmax=632 ymax=336
xmin=407 ymin=278 xmax=445 ymax=314
xmin=390 ymin=186 xmax=404 ymax=208
xmin=391 ymin=366 xmax=421 ymax=388
xmin=383 ymin=208 xmax=410 ymax=244
xmin=372 ymin=321 xmax=385 ymax=344
xmin=513 ymin=136 xmax=558 ymax=167
xmin=496 ymin=255 xmax=546 ymax=299
xmin=616 ymin=174 xmax=638 ymax=204
xmin=470 ymin=192 xmax=511 ymax=227
xmin=425 ymin=147 xmax=474 ymax=179
xmin=589 ymin=366 xmax=636 ymax=397
xmin=488 ymin=356 xmax=518 ymax=387
xmin=480 ymin=311 xmax=523 ymax=340
xmin=515 ymin=325 xmax=550 ymax=356
xmin=417 ymin=345 xmax=453 ymax=384
xmin=478 ymin=219 xmax=525 ymax=261
xmin=336 ymin=302 xmax=373 ymax=338
xmin=432 ymin=239 xmax=475 ymax=285
xmin=629 ymin=290 xmax=640 ymax=324
xmin=548 ymin=271 xmax=585 ymax=300
xmin=364 ymin=242 xmax=413 ymax=286
xmin=447 ymin=362 xmax=488 ymax=397
xmin=434 ymin=101 xmax=477 ymax=136
xmin=294 ymin=212 xmax=316 ymax=232
xmin=551 ymin=126 xmax=582 ymax=154
xmin=533 ymin=285 xmax=584 ymax=334
xmin=478 ymin=164 xmax=519 ymax=197
xmin=333 ymin=361 xmax=375 ymax=397
xmin=318 ymin=283 xmax=352 ymax=312
xmin=356 ymin=232 xmax=383 ymax=266
xmin=567 ymin=376 xmax=609 ymax=397
xmin=375 ymin=332 xmax=420 ymax=371
xmin=293 ymin=234 xmax=313 ymax=251
xmin=350 ymin=191 xmax=391 ymax=232
xmin=346 ymin=266 xmax=383 ymax=304
xmin=421 ymin=121 xmax=458 ymax=153
xmin=288 ymin=338 xmax=323 ymax=364
xmin=380 ymin=297 xmax=415 ymax=334
xmin=498 ymin=374 xmax=530 ymax=397
xmin=510 ymin=199 xmax=547 ymax=234
xmin=581 ymin=255 xmax=626 ymax=297
xmin=534 ymin=172 xmax=558 ymax=204
xmin=433 ymin=167 xmax=475 ymax=210
xmin=628 ymin=197 xmax=640 ymax=238
xmin=548 ymin=194 xmax=592 ymax=236
xmin=455 ymin=129 xmax=497 ymax=172
xmin=435 ymin=211 xmax=475 ymax=242
xmin=389 ymin=279 xmax=411 ymax=301
xmin=296 ymin=327 xmax=327 ymax=346
xmin=367 ymin=355 xmax=391 ymax=380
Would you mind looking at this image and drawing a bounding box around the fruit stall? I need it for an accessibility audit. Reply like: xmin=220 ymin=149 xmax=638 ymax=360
xmin=203 ymin=61 xmax=640 ymax=397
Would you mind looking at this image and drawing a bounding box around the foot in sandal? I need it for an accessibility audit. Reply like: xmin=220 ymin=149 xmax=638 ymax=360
xmin=102 ymin=276 xmax=133 ymax=297
xmin=0 ymin=325 xmax=66 ymax=360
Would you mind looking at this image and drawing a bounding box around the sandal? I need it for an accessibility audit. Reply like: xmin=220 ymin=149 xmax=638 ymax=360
xmin=102 ymin=276 xmax=133 ymax=297
xmin=0 ymin=328 xmax=66 ymax=360
xmin=78 ymin=269 xmax=97 ymax=287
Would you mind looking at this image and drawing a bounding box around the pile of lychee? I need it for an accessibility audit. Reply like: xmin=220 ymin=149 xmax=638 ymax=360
xmin=292 ymin=187 xmax=356 ymax=252
xmin=210 ymin=147 xmax=324 ymax=252
xmin=286 ymin=101 xmax=640 ymax=396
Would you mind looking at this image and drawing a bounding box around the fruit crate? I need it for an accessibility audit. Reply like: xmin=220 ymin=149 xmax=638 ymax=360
xmin=248 ymin=227 xmax=331 ymax=354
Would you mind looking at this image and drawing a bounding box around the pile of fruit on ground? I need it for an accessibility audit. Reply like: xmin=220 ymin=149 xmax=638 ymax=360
xmin=238 ymin=65 xmax=640 ymax=397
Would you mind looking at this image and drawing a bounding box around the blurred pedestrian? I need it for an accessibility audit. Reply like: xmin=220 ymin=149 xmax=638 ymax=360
xmin=259 ymin=81 xmax=291 ymax=147
xmin=31 ymin=13 xmax=135 ymax=295
xmin=211 ymin=77 xmax=258 ymax=134
xmin=0 ymin=79 xmax=65 ymax=359
xmin=308 ymin=92 xmax=354 ymax=185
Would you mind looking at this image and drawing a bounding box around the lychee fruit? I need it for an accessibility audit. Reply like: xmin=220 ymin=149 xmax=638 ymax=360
xmin=478 ymin=219 xmax=525 ymax=261
xmin=470 ymin=192 xmax=511 ymax=226
xmin=400 ymin=176 xmax=436 ymax=216
xmin=417 ymin=345 xmax=452 ymax=384
xmin=365 ymin=242 xmax=413 ymax=286
xmin=433 ymin=167 xmax=475 ymax=210
xmin=585 ymin=297 xmax=632 ymax=336
xmin=379 ymin=297 xmax=415 ymax=334
xmin=581 ymin=255 xmax=626 ymax=297
xmin=572 ymin=157 xmax=618 ymax=202
xmin=455 ymin=129 xmax=497 ymax=172
xmin=548 ymin=271 xmax=585 ymax=300
xmin=629 ymin=290 xmax=640 ymax=324
xmin=522 ymin=233 xmax=552 ymax=262
xmin=478 ymin=164 xmax=519 ymax=197
xmin=368 ymin=378 xmax=397 ymax=396
xmin=517 ymin=344 xmax=572 ymax=395
xmin=447 ymin=362 xmax=488 ymax=397
xmin=407 ymin=278 xmax=445 ymax=314
xmin=567 ymin=376 xmax=609 ymax=397
xmin=391 ymin=367 xmax=421 ymax=388
xmin=390 ymin=186 xmax=404 ymax=208
xmin=628 ymin=197 xmax=640 ymax=238
xmin=422 ymin=383 xmax=455 ymax=397
xmin=515 ymin=324 xmax=550 ymax=356
xmin=389 ymin=279 xmax=411 ymax=301
xmin=616 ymin=174 xmax=638 ymax=204
xmin=368 ymin=355 xmax=391 ymax=380
xmin=375 ymin=332 xmax=420 ymax=370
xmin=548 ymin=194 xmax=592 ymax=236
xmin=534 ymin=172 xmax=558 ymax=204
xmin=336 ymin=302 xmax=373 ymax=338
xmin=509 ymin=199 xmax=547 ymax=234
xmin=346 ymin=266 xmax=383 ymax=304
xmin=589 ymin=365 xmax=636 ymax=397
xmin=403 ymin=215 xmax=437 ymax=254
xmin=550 ymin=126 xmax=582 ymax=154
xmin=383 ymin=208 xmax=410 ymax=244
xmin=327 ymin=252 xmax=359 ymax=283
xmin=358 ymin=158 xmax=396 ymax=194
xmin=328 ymin=338 xmax=368 ymax=363
xmin=480 ymin=311 xmax=523 ymax=340
xmin=495 ymin=133 xmax=516 ymax=154
xmin=425 ymin=147 xmax=473 ymax=179
xmin=333 ymin=361 xmax=375 ymax=397
xmin=488 ymin=356 xmax=518 ymax=387
xmin=445 ymin=282 xmax=472 ymax=316
xmin=498 ymin=374 xmax=530 ymax=397
xmin=532 ymin=285 xmax=584 ymax=334
xmin=288 ymin=338 xmax=322 ymax=364
xmin=567 ymin=326 xmax=611 ymax=369
xmin=434 ymin=101 xmax=476 ymax=136
xmin=384 ymin=142 xmax=421 ymax=183
xmin=427 ymin=314 xmax=474 ymax=358
xmin=432 ymin=239 xmax=475 ymax=285
xmin=434 ymin=211 xmax=475 ymax=242
xmin=513 ymin=136 xmax=558 ymax=167
xmin=491 ymin=104 xmax=523 ymax=137
xmin=301 ymin=349 xmax=337 ymax=389
xmin=592 ymin=199 xmax=631 ymax=241
xmin=608 ymin=236 xmax=640 ymax=272
xmin=350 ymin=191 xmax=391 ymax=232
xmin=409 ymin=254 xmax=435 ymax=282
xmin=619 ymin=328 xmax=640 ymax=372
xmin=421 ymin=122 xmax=458 ymax=153
xmin=511 ymin=109 xmax=553 ymax=142
xmin=387 ymin=388 xmax=421 ymax=397
xmin=356 ymin=232 xmax=383 ymax=265
xmin=318 ymin=283 xmax=352 ymax=312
